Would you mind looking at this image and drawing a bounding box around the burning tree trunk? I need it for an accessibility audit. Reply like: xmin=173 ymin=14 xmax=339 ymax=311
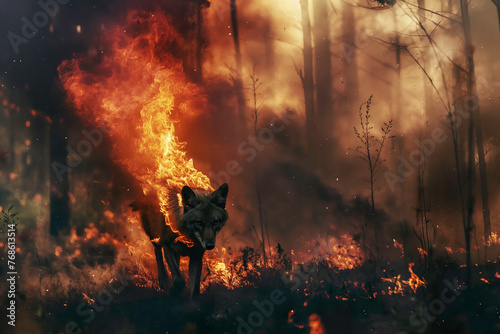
xmin=230 ymin=0 xmax=247 ymax=136
xmin=298 ymin=0 xmax=317 ymax=162
xmin=460 ymin=0 xmax=492 ymax=254
xmin=312 ymin=0 xmax=332 ymax=170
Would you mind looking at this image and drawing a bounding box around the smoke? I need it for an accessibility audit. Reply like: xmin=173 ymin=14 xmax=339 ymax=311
xmin=197 ymin=0 xmax=500 ymax=253
xmin=60 ymin=0 xmax=498 ymax=255
xmin=4 ymin=0 xmax=499 ymax=301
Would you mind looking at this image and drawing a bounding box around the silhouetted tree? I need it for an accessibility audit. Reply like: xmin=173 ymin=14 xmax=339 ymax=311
xmin=297 ymin=0 xmax=317 ymax=162
xmin=342 ymin=3 xmax=359 ymax=101
xmin=417 ymin=0 xmax=433 ymax=117
xmin=460 ymin=0 xmax=492 ymax=259
xmin=194 ymin=0 xmax=209 ymax=82
xmin=248 ymin=68 xmax=268 ymax=268
xmin=313 ymin=0 xmax=332 ymax=171
xmin=492 ymin=0 xmax=500 ymax=35
xmin=351 ymin=96 xmax=393 ymax=259
xmin=413 ymin=152 xmax=434 ymax=269
xmin=230 ymin=0 xmax=247 ymax=136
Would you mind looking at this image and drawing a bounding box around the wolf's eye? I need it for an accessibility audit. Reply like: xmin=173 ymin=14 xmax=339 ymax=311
xmin=194 ymin=221 xmax=202 ymax=227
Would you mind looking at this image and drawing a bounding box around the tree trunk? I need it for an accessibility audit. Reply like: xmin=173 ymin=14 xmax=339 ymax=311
xmin=30 ymin=114 xmax=48 ymax=195
xmin=299 ymin=0 xmax=317 ymax=162
xmin=9 ymin=109 xmax=16 ymax=171
xmin=342 ymin=3 xmax=359 ymax=101
xmin=417 ymin=0 xmax=433 ymax=118
xmin=370 ymin=169 xmax=380 ymax=260
xmin=230 ymin=0 xmax=247 ymax=136
xmin=194 ymin=0 xmax=205 ymax=82
xmin=465 ymin=104 xmax=474 ymax=286
xmin=461 ymin=0 xmax=492 ymax=256
xmin=450 ymin=62 xmax=469 ymax=277
xmin=255 ymin=175 xmax=267 ymax=268
xmin=393 ymin=13 xmax=402 ymax=119
xmin=313 ymin=0 xmax=332 ymax=171
xmin=49 ymin=121 xmax=70 ymax=236
xmin=251 ymin=76 xmax=268 ymax=268
xmin=492 ymin=0 xmax=500 ymax=35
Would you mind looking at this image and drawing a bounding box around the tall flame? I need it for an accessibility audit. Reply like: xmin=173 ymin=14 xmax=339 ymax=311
xmin=58 ymin=10 xmax=212 ymax=230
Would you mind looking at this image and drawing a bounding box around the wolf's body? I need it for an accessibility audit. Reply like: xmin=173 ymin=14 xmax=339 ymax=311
xmin=131 ymin=183 xmax=228 ymax=297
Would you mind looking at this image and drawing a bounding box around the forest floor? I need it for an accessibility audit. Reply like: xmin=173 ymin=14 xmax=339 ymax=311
xmin=6 ymin=257 xmax=500 ymax=334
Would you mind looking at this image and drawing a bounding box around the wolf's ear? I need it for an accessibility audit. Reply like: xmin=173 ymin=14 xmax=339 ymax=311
xmin=181 ymin=186 xmax=198 ymax=211
xmin=212 ymin=183 xmax=229 ymax=209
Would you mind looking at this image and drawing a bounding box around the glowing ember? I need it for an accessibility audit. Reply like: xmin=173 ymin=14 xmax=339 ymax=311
xmin=81 ymin=292 xmax=95 ymax=305
xmin=54 ymin=246 xmax=63 ymax=257
xmin=393 ymin=239 xmax=404 ymax=251
xmin=417 ymin=248 xmax=428 ymax=258
xmin=288 ymin=310 xmax=304 ymax=329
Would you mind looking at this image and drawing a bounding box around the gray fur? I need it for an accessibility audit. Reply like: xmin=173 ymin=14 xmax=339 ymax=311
xmin=131 ymin=183 xmax=229 ymax=297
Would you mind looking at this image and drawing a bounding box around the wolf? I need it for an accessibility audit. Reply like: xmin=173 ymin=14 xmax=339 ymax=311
xmin=131 ymin=183 xmax=228 ymax=298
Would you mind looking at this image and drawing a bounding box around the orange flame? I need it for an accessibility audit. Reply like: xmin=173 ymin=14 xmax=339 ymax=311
xmin=58 ymin=10 xmax=212 ymax=236
xmin=402 ymin=262 xmax=427 ymax=293
xmin=381 ymin=274 xmax=403 ymax=295
xmin=487 ymin=232 xmax=499 ymax=246
xmin=308 ymin=313 xmax=325 ymax=334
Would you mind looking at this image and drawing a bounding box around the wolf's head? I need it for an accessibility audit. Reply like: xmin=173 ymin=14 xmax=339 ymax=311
xmin=180 ymin=183 xmax=229 ymax=250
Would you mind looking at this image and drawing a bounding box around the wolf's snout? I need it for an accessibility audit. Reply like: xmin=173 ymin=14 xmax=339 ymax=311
xmin=205 ymin=241 xmax=215 ymax=250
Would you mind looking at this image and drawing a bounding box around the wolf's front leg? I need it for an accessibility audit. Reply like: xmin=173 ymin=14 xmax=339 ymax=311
xmin=189 ymin=252 xmax=204 ymax=298
xmin=163 ymin=245 xmax=186 ymax=293
xmin=153 ymin=242 xmax=169 ymax=290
